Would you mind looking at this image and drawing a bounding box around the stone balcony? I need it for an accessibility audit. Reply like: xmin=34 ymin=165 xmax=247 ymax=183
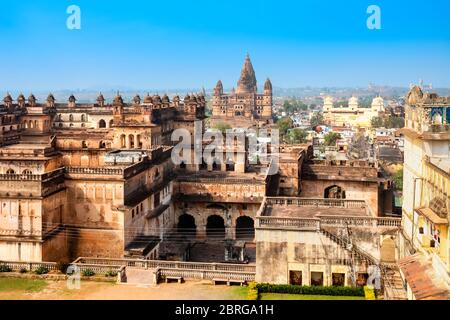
xmin=256 ymin=197 xmax=401 ymax=231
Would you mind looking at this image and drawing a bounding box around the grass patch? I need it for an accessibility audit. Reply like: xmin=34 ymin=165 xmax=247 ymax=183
xmin=260 ymin=293 xmax=365 ymax=300
xmin=0 ymin=278 xmax=48 ymax=293
xmin=230 ymin=286 xmax=251 ymax=300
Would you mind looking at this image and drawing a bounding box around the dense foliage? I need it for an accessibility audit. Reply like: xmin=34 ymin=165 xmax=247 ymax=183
xmin=324 ymin=132 xmax=342 ymax=146
xmin=34 ymin=266 xmax=49 ymax=275
xmin=0 ymin=265 xmax=12 ymax=273
xmin=282 ymin=99 xmax=308 ymax=114
xmin=310 ymin=112 xmax=324 ymax=129
xmin=256 ymin=283 xmax=365 ymax=297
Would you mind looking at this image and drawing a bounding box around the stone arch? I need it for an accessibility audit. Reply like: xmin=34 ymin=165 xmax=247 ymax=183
xmin=129 ymin=134 xmax=135 ymax=149
xmin=206 ymin=215 xmax=225 ymax=239
xmin=99 ymin=119 xmax=107 ymax=128
xmin=324 ymin=185 xmax=346 ymax=199
xmin=120 ymin=134 xmax=126 ymax=148
xmin=236 ymin=216 xmax=255 ymax=240
xmin=380 ymin=237 xmax=396 ymax=263
xmin=177 ymin=214 xmax=196 ymax=238
xmin=6 ymin=169 xmax=15 ymax=174
xmin=22 ymin=169 xmax=32 ymax=175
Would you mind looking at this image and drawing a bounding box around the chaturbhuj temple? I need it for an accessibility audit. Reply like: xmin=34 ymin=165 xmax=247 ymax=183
xmin=211 ymin=54 xmax=273 ymax=128
xmin=0 ymin=57 xmax=448 ymax=299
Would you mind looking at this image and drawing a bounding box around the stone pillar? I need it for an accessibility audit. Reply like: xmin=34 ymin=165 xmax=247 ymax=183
xmin=197 ymin=225 xmax=207 ymax=240
xmin=134 ymin=135 xmax=139 ymax=149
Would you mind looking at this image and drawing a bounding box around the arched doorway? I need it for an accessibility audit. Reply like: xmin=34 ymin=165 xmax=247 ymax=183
xmin=324 ymin=185 xmax=346 ymax=199
xmin=206 ymin=215 xmax=225 ymax=239
xmin=380 ymin=237 xmax=396 ymax=262
xmin=177 ymin=214 xmax=196 ymax=238
xmin=236 ymin=216 xmax=255 ymax=240
xmin=99 ymin=119 xmax=106 ymax=128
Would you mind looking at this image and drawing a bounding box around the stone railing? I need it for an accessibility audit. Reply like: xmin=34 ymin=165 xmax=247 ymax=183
xmin=0 ymin=260 xmax=58 ymax=272
xmin=320 ymin=215 xmax=402 ymax=228
xmin=0 ymin=229 xmax=42 ymax=237
xmin=257 ymin=215 xmax=401 ymax=230
xmin=156 ymin=268 xmax=255 ymax=282
xmin=70 ymin=263 xmax=122 ymax=275
xmin=258 ymin=217 xmax=320 ymax=230
xmin=66 ymin=167 xmax=124 ymax=176
xmin=264 ymin=197 xmax=367 ymax=209
xmin=176 ymin=173 xmax=265 ymax=185
xmin=73 ymin=257 xmax=256 ymax=273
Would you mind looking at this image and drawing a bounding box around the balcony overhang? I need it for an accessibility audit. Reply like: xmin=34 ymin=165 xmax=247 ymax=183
xmin=416 ymin=208 xmax=448 ymax=225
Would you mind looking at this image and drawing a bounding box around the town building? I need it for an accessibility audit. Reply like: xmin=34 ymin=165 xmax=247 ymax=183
xmin=211 ymin=55 xmax=273 ymax=129
xmin=398 ymin=85 xmax=450 ymax=299
xmin=323 ymin=96 xmax=385 ymax=128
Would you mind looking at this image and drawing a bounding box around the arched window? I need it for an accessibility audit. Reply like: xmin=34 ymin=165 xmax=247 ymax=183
xmin=82 ymin=141 xmax=88 ymax=149
xmin=59 ymin=123 xmax=63 ymax=128
xmin=120 ymin=134 xmax=126 ymax=148
xmin=69 ymin=114 xmax=74 ymax=122
xmin=81 ymin=114 xmax=86 ymax=122
xmin=99 ymin=119 xmax=106 ymax=128
xmin=129 ymin=135 xmax=135 ymax=149
xmin=6 ymin=169 xmax=15 ymax=174
xmin=99 ymin=141 xmax=106 ymax=149
xmin=22 ymin=169 xmax=32 ymax=175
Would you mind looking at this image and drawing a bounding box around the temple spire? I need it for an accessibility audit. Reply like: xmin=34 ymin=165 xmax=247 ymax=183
xmin=237 ymin=54 xmax=257 ymax=93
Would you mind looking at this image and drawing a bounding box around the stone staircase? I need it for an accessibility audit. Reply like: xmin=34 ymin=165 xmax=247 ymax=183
xmin=320 ymin=227 xmax=408 ymax=300
xmin=380 ymin=265 xmax=408 ymax=300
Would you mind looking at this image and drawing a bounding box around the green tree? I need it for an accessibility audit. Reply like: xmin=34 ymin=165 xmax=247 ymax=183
xmin=385 ymin=117 xmax=405 ymax=129
xmin=371 ymin=116 xmax=384 ymax=128
xmin=276 ymin=117 xmax=294 ymax=141
xmin=324 ymin=132 xmax=342 ymax=146
xmin=310 ymin=112 xmax=324 ymax=129
xmin=287 ymin=128 xmax=308 ymax=144
xmin=213 ymin=122 xmax=231 ymax=134
xmin=393 ymin=169 xmax=404 ymax=191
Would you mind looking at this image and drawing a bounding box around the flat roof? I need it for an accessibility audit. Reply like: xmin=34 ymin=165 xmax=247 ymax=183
xmin=263 ymin=204 xmax=368 ymax=218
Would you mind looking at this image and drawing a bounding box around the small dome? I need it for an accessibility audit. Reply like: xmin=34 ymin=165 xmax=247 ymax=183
xmin=133 ymin=94 xmax=141 ymax=104
xmin=3 ymin=93 xmax=13 ymax=103
xmin=47 ymin=93 xmax=55 ymax=102
xmin=264 ymin=78 xmax=272 ymax=91
xmin=173 ymin=95 xmax=180 ymax=102
xmin=28 ymin=94 xmax=37 ymax=104
xmin=349 ymin=96 xmax=358 ymax=104
xmin=113 ymin=93 xmax=123 ymax=105
xmin=324 ymin=96 xmax=333 ymax=104
xmin=184 ymin=94 xmax=191 ymax=102
xmin=97 ymin=93 xmax=105 ymax=102
xmin=152 ymin=94 xmax=162 ymax=104
xmin=162 ymin=94 xmax=170 ymax=103
xmin=144 ymin=93 xmax=153 ymax=104
xmin=17 ymin=94 xmax=26 ymax=102
xmin=68 ymin=95 xmax=76 ymax=103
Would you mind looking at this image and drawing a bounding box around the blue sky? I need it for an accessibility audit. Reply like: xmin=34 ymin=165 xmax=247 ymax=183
xmin=0 ymin=0 xmax=449 ymax=91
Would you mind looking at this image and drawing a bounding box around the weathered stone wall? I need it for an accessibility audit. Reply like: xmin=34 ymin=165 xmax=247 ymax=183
xmin=66 ymin=228 xmax=124 ymax=259
xmin=255 ymin=228 xmax=385 ymax=285
xmin=301 ymin=179 xmax=379 ymax=215
xmin=64 ymin=179 xmax=124 ymax=229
